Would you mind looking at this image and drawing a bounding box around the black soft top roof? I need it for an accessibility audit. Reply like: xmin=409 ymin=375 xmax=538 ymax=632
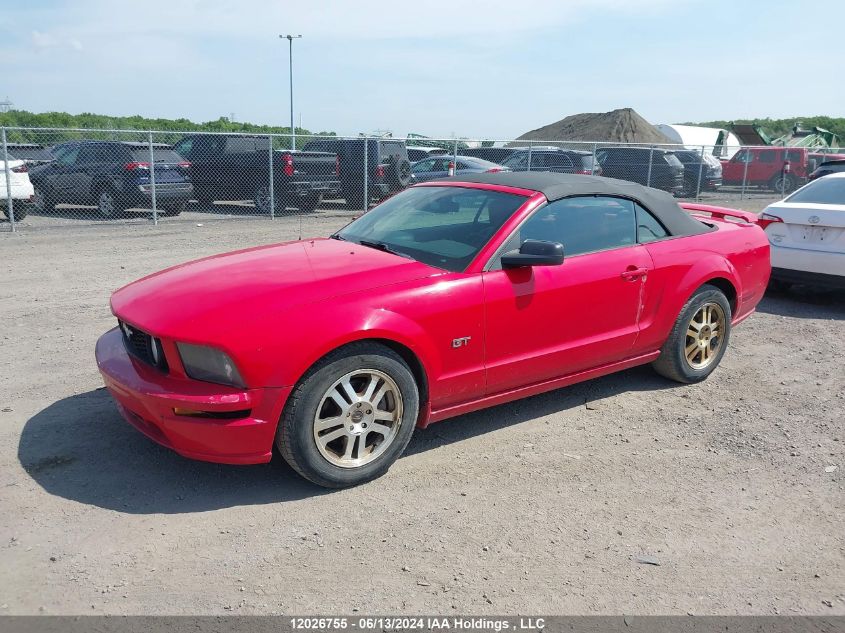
xmin=444 ymin=171 xmax=710 ymax=237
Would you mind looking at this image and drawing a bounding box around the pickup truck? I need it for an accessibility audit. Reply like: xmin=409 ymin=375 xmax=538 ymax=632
xmin=172 ymin=134 xmax=339 ymax=213
xmin=721 ymin=147 xmax=809 ymax=192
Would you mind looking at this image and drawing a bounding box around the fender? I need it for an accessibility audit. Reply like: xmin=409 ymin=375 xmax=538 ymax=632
xmin=262 ymin=305 xmax=440 ymax=393
xmin=641 ymin=250 xmax=741 ymax=350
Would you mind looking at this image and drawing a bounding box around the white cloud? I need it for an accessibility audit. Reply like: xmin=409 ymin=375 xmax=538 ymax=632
xmin=31 ymin=30 xmax=58 ymax=48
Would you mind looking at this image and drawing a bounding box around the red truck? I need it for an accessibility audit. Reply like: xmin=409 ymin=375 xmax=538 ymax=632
xmin=721 ymin=147 xmax=809 ymax=192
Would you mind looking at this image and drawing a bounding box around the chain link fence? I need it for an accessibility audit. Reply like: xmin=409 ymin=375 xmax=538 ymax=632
xmin=3 ymin=126 xmax=842 ymax=232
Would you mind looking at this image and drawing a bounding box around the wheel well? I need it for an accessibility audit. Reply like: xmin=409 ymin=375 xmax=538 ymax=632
xmin=703 ymin=277 xmax=737 ymax=313
xmin=369 ymin=338 xmax=429 ymax=407
xmin=301 ymin=338 xmax=430 ymax=408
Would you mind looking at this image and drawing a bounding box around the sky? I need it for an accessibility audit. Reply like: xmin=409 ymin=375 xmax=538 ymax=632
xmin=2 ymin=0 xmax=843 ymax=139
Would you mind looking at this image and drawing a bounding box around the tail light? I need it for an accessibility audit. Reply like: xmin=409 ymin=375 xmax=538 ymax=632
xmin=576 ymin=169 xmax=592 ymax=175
xmin=485 ymin=168 xmax=503 ymax=173
xmin=279 ymin=153 xmax=294 ymax=177
xmin=335 ymin=155 xmax=340 ymax=176
xmin=124 ymin=162 xmax=150 ymax=171
xmin=374 ymin=165 xmax=385 ymax=178
xmin=758 ymin=213 xmax=784 ymax=229
xmin=447 ymin=161 xmax=455 ymax=176
xmin=178 ymin=161 xmax=191 ymax=169
xmin=11 ymin=164 xmax=28 ymax=173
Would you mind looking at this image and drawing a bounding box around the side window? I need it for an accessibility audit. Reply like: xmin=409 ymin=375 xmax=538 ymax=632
xmin=411 ymin=159 xmax=435 ymax=173
xmin=224 ymin=137 xmax=256 ymax=154
xmin=635 ymin=202 xmax=668 ymax=243
xmin=548 ymin=154 xmax=574 ymax=168
xmin=759 ymin=151 xmax=775 ymax=163
xmin=733 ymin=149 xmax=752 ymax=163
xmin=55 ymin=146 xmax=80 ymax=166
xmin=173 ymin=138 xmax=193 ymax=158
xmin=495 ymin=196 xmax=637 ymax=266
xmin=786 ymin=150 xmax=802 ymax=162
xmin=78 ymin=145 xmax=104 ymax=163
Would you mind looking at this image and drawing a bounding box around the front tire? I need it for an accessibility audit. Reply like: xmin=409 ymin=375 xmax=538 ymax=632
xmin=97 ymin=188 xmax=124 ymax=218
xmin=161 ymin=202 xmax=185 ymax=216
xmin=652 ymin=284 xmax=732 ymax=384
xmin=2 ymin=201 xmax=28 ymax=221
xmin=277 ymin=343 xmax=420 ymax=488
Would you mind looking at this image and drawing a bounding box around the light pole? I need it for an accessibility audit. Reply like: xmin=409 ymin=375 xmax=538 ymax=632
xmin=280 ymin=34 xmax=302 ymax=150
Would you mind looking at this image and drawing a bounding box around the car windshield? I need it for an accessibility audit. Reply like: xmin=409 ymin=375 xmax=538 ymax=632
xmin=786 ymin=177 xmax=845 ymax=205
xmin=335 ymin=186 xmax=527 ymax=272
xmin=131 ymin=148 xmax=185 ymax=163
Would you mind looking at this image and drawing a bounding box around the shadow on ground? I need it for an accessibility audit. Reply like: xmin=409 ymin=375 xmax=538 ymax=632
xmin=19 ymin=365 xmax=671 ymax=514
xmin=758 ymin=286 xmax=845 ymax=320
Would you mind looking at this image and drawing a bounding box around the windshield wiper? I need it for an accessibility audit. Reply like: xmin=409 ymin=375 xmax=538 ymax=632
xmin=356 ymin=239 xmax=414 ymax=260
xmin=330 ymin=234 xmax=347 ymax=241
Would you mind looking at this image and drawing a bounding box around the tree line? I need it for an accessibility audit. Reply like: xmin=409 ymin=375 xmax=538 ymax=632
xmin=0 ymin=110 xmax=336 ymax=146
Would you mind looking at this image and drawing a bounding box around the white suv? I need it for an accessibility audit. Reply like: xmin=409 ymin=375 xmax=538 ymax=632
xmin=1 ymin=151 xmax=35 ymax=221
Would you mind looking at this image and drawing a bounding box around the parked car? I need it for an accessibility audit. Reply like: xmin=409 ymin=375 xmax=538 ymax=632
xmin=809 ymin=159 xmax=845 ymax=181
xmin=301 ymin=138 xmax=412 ymax=209
xmin=459 ymin=147 xmax=520 ymax=164
xmin=501 ymin=148 xmax=600 ymax=176
xmin=595 ymin=147 xmax=684 ymax=195
xmin=1 ymin=150 xmax=35 ymax=221
xmin=5 ymin=143 xmax=55 ymax=166
xmin=759 ymin=173 xmax=845 ymax=289
xmin=172 ymin=134 xmax=338 ymax=213
xmin=409 ymin=155 xmax=507 ymax=183
xmin=95 ymin=172 xmax=770 ymax=488
xmin=720 ymin=147 xmax=810 ymax=192
xmin=406 ymin=146 xmax=447 ymax=162
xmin=28 ymin=141 xmax=193 ymax=217
xmin=673 ymin=150 xmax=723 ymax=195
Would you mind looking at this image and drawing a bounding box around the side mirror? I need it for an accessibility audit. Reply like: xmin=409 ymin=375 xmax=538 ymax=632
xmin=501 ymin=239 xmax=565 ymax=269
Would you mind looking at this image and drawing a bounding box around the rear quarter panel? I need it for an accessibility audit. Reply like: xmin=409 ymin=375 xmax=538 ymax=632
xmin=636 ymin=220 xmax=770 ymax=353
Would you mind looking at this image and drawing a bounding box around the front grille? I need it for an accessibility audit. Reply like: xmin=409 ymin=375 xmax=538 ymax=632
xmin=119 ymin=320 xmax=168 ymax=372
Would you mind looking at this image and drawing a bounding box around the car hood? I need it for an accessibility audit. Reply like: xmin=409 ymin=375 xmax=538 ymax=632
xmin=111 ymin=237 xmax=441 ymax=341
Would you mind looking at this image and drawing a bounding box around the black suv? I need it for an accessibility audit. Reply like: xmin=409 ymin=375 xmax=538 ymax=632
xmin=673 ymin=150 xmax=722 ymax=195
xmin=501 ymin=147 xmax=600 ymax=175
xmin=173 ymin=134 xmax=339 ymax=213
xmin=28 ymin=141 xmax=193 ymax=217
xmin=301 ymin=138 xmax=412 ymax=208
xmin=459 ymin=147 xmax=519 ymax=164
xmin=595 ymin=147 xmax=684 ymax=195
xmin=809 ymin=159 xmax=845 ymax=181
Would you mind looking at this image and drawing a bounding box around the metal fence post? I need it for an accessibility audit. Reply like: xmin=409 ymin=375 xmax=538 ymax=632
xmin=646 ymin=146 xmax=654 ymax=187
xmin=2 ymin=127 xmax=15 ymax=232
xmin=591 ymin=142 xmax=597 ymax=175
xmin=453 ymin=139 xmax=458 ymax=175
xmin=148 ymin=131 xmax=158 ymax=225
xmin=268 ymin=134 xmax=275 ymax=220
xmin=695 ymin=145 xmax=705 ymax=200
xmin=527 ymin=141 xmax=533 ymax=171
xmin=741 ymin=150 xmax=749 ymax=200
xmin=362 ymin=137 xmax=368 ymax=212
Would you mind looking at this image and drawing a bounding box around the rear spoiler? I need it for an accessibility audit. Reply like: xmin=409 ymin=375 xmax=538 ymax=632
xmin=680 ymin=203 xmax=759 ymax=225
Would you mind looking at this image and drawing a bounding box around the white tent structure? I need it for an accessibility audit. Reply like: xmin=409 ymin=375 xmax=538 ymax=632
xmin=655 ymin=124 xmax=742 ymax=158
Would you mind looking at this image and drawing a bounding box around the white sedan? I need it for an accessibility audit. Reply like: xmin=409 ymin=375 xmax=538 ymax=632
xmin=1 ymin=151 xmax=35 ymax=221
xmin=760 ymin=172 xmax=845 ymax=289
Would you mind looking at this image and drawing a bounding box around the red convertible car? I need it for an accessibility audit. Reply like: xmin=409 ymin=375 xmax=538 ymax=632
xmin=96 ymin=173 xmax=771 ymax=487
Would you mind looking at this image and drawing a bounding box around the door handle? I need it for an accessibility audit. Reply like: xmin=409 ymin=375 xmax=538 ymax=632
xmin=621 ymin=267 xmax=648 ymax=281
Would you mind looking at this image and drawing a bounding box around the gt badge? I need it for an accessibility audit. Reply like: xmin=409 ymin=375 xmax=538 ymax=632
xmin=452 ymin=336 xmax=471 ymax=348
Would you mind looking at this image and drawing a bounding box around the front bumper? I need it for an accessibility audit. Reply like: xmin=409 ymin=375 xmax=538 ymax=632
xmin=95 ymin=328 xmax=289 ymax=464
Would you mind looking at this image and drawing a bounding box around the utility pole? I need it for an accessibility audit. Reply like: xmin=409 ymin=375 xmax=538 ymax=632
xmin=280 ymin=34 xmax=302 ymax=150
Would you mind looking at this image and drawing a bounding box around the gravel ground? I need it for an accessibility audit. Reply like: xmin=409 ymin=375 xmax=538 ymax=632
xmin=0 ymin=197 xmax=843 ymax=616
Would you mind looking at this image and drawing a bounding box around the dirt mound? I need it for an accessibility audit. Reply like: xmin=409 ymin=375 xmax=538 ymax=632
xmin=511 ymin=108 xmax=674 ymax=145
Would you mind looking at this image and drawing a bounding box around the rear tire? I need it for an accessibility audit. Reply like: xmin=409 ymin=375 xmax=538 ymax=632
xmin=298 ymin=193 xmax=322 ymax=213
xmin=161 ymin=202 xmax=185 ymax=217
xmin=652 ymin=284 xmax=732 ymax=384
xmin=193 ymin=188 xmax=215 ymax=206
xmin=770 ymin=174 xmax=796 ymax=194
xmin=277 ymin=343 xmax=419 ymax=488
xmin=32 ymin=186 xmax=55 ymax=213
xmin=2 ymin=201 xmax=28 ymax=221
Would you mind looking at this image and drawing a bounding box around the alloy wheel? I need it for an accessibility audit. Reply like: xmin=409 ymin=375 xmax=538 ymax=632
xmin=98 ymin=191 xmax=116 ymax=217
xmin=684 ymin=302 xmax=726 ymax=370
xmin=312 ymin=369 xmax=403 ymax=468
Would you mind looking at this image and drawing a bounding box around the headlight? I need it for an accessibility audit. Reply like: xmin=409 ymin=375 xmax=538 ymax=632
xmin=177 ymin=343 xmax=245 ymax=388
